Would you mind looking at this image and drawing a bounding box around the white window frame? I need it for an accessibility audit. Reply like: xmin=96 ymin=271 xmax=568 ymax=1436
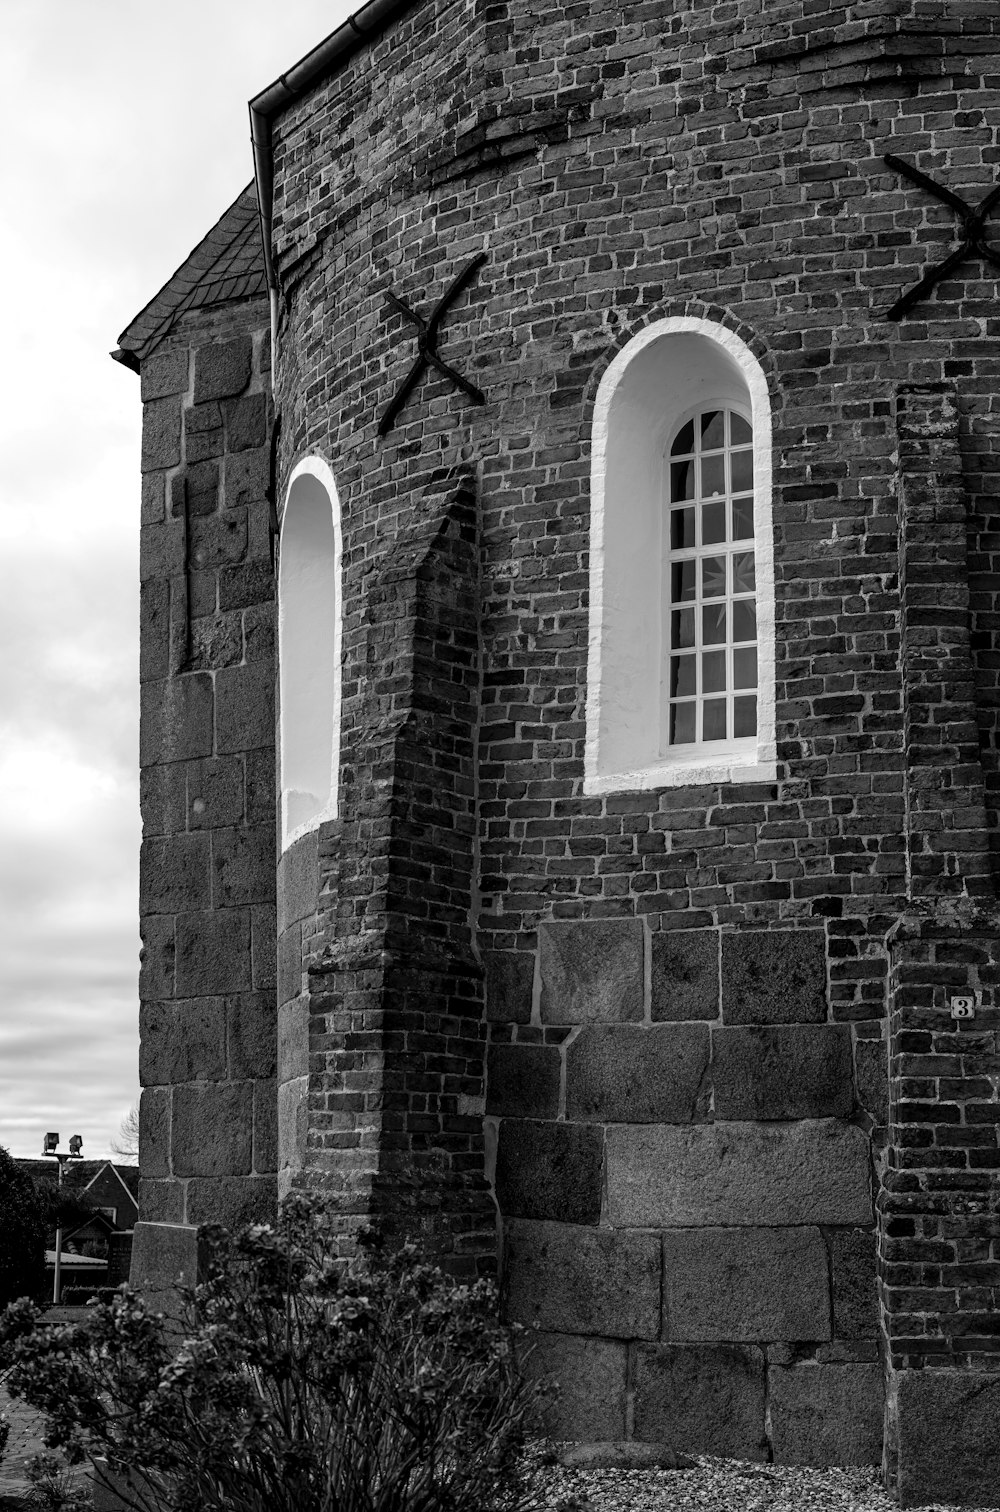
xmin=278 ymin=455 xmax=343 ymax=851
xmin=585 ymin=316 xmax=776 ymax=795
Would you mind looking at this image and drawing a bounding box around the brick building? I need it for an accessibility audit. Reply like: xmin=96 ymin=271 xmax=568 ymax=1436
xmin=115 ymin=2 xmax=1000 ymax=1503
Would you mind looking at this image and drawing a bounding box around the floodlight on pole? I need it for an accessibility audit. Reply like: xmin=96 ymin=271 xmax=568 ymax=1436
xmin=41 ymin=1131 xmax=84 ymax=1305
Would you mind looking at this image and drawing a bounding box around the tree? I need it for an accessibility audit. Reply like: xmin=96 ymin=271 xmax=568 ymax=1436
xmin=110 ymin=1103 xmax=139 ymax=1164
xmin=0 ymin=1145 xmax=46 ymax=1308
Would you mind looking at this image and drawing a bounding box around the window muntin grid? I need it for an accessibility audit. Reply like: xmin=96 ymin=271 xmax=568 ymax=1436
xmin=664 ymin=406 xmax=757 ymax=748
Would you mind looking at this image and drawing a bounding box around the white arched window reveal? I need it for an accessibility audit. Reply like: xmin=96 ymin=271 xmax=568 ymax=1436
xmin=278 ymin=456 xmax=343 ymax=849
xmin=585 ymin=317 xmax=776 ymax=794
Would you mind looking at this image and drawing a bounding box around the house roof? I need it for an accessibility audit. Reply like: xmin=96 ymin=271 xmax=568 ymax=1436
xmin=113 ymin=183 xmax=267 ymax=369
xmin=17 ymin=1158 xmax=140 ymax=1224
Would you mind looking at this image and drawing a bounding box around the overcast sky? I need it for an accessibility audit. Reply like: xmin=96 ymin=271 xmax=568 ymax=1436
xmin=0 ymin=1 xmax=357 ymax=1159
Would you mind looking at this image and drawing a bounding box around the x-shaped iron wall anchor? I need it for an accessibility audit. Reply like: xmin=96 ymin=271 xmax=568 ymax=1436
xmin=885 ymin=154 xmax=1000 ymax=320
xmin=378 ymin=252 xmax=487 ymax=435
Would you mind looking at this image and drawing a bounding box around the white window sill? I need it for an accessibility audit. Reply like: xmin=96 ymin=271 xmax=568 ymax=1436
xmin=583 ymin=748 xmax=777 ymax=796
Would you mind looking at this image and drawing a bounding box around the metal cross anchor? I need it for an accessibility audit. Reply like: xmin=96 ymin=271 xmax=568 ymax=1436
xmin=884 ymin=154 xmax=1000 ymax=320
xmin=378 ymin=252 xmax=487 ymax=435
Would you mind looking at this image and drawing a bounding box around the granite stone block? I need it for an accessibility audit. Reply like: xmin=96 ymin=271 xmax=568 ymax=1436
xmin=140 ymin=763 xmax=187 ymax=839
xmin=278 ymin=829 xmax=320 ymax=931
xmin=190 ymin=512 xmax=248 ymax=570
xmin=216 ymin=662 xmax=275 ymax=754
xmin=278 ymin=922 xmax=303 ymax=1008
xmin=831 ymin=1230 xmax=878 ymax=1340
xmin=253 ymin=1079 xmax=278 ymax=1173
xmin=138 ymin=1178 xmax=184 ymax=1225
xmin=141 ymin=397 xmax=182 ymax=473
xmin=140 ymin=834 xmax=211 ymax=916
xmin=130 ymin=1221 xmax=200 ymax=1294
xmin=141 ymin=349 xmax=189 ymax=402
xmin=251 ymin=904 xmax=277 ymax=992
xmin=226 ymin=992 xmax=277 ymax=1079
xmin=278 ymin=1075 xmax=308 ymax=1176
xmin=606 ymin=1121 xmax=872 ymax=1228
xmin=892 ymin=1368 xmax=1000 ymax=1508
xmin=225 ymin=448 xmax=269 ymax=511
xmin=854 ymin=1034 xmax=889 ymax=1125
xmin=633 ymin=1344 xmax=767 ymax=1459
xmin=651 ymin=930 xmax=720 ymax=1021
xmin=711 ymin=1025 xmax=853 ymax=1120
xmin=539 ymin=920 xmax=643 ymax=1024
xmin=212 ymin=824 xmax=276 ymax=907
xmin=138 ymin=1088 xmax=170 ymax=1178
xmin=770 ymin=1363 xmax=883 ymax=1466
xmin=139 ymin=517 xmax=184 ymax=583
xmin=484 ymin=949 xmax=534 ymax=1024
xmin=139 ymin=578 xmax=170 ymax=683
xmin=139 ymin=916 xmax=175 ymax=1000
xmin=278 ymin=998 xmax=308 ymax=1082
xmin=566 ymin=1024 xmax=710 ymax=1123
xmin=187 ymin=757 xmax=245 ymax=830
xmin=517 ymin=1333 xmax=627 ymax=1441
xmin=194 ymin=335 xmax=252 ymax=402
xmin=175 ymin=908 xmax=251 ymax=996
xmin=722 ymin=931 xmax=827 ymax=1024
xmin=186 ymin=1175 xmax=276 ymax=1229
xmin=495 ymin=1119 xmax=603 ymax=1225
xmin=503 ymin=1218 xmax=660 ymax=1338
xmin=139 ymin=998 xmax=226 ymax=1086
xmin=140 ymin=676 xmax=214 ymax=766
xmin=661 ymin=1226 xmax=830 ymax=1342
xmin=172 ymin=1082 xmax=253 ymax=1177
xmin=225 ymin=392 xmax=269 ymax=451
xmin=487 ymin=1043 xmax=561 ymax=1118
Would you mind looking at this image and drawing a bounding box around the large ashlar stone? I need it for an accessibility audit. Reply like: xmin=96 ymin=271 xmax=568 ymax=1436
xmin=830 ymin=1229 xmax=878 ymax=1339
xmin=539 ymin=920 xmax=643 ymax=1024
xmin=633 ymin=1344 xmax=767 ymax=1459
xmin=130 ymin=1221 xmax=200 ymax=1297
xmin=606 ymin=1121 xmax=872 ymax=1228
xmin=565 ymin=1024 xmax=710 ymax=1123
xmin=518 ymin=1332 xmax=627 ymax=1441
xmin=651 ymin=930 xmax=720 ymax=1021
xmin=172 ymin=1082 xmax=253 ymax=1178
xmin=854 ymin=1033 xmax=889 ymax=1125
xmin=495 ymin=1119 xmax=603 ymax=1226
xmin=711 ymin=1025 xmax=853 ymax=1120
xmin=770 ymin=1363 xmax=883 ymax=1466
xmin=503 ymin=1219 xmax=660 ymax=1339
xmin=484 ymin=950 xmax=535 ymax=1024
xmin=487 ymin=1043 xmax=561 ymax=1119
xmin=722 ymin=930 xmax=827 ymax=1024
xmin=891 ymin=1369 xmax=1000 ymax=1508
xmin=661 ymin=1227 xmax=830 ymax=1342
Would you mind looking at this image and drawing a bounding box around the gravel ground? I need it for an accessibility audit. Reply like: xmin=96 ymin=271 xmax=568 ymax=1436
xmin=532 ymin=1454 xmax=997 ymax=1512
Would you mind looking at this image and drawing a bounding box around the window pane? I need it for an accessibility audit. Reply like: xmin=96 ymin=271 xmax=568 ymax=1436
xmin=670 ymin=702 xmax=696 ymax=745
xmin=701 ymin=556 xmax=727 ymax=599
xmin=702 ymin=650 xmax=726 ymax=694
xmin=730 ymin=413 xmax=752 ymax=446
xmin=734 ymin=695 xmax=757 ymax=738
xmin=732 ymin=551 xmax=756 ymax=594
xmin=671 ymin=419 xmax=695 ymax=456
xmin=671 ymin=607 xmax=695 ymax=648
xmin=670 ymin=655 xmax=696 ymax=698
xmin=703 ymin=602 xmax=727 ymax=644
xmin=702 ymin=500 xmax=726 ymax=545
xmin=731 ymin=449 xmax=753 ymax=493
xmin=672 ymin=560 xmax=696 ymax=602
xmin=732 ymin=496 xmax=754 ymax=541
xmin=734 ymin=646 xmax=757 ymax=689
xmin=701 ymin=453 xmax=725 ymax=498
xmin=701 ymin=410 xmax=725 ymax=449
xmin=671 ymin=507 xmax=695 ymax=549
xmin=732 ymin=599 xmax=756 ymax=642
xmin=703 ymin=699 xmax=727 ymax=741
xmin=670 ymin=460 xmax=695 ymax=502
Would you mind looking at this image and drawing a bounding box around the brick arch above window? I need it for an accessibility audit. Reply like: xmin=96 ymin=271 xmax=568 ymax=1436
xmin=278 ymin=455 xmax=343 ymax=850
xmin=585 ymin=316 xmax=777 ymax=795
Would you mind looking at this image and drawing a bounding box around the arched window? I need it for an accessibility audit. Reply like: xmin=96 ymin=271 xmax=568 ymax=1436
xmin=585 ymin=317 xmax=775 ymax=794
xmin=278 ymin=456 xmax=342 ymax=849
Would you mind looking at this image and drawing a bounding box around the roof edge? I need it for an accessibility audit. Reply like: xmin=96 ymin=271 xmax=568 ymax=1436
xmin=249 ymin=0 xmax=424 ymax=293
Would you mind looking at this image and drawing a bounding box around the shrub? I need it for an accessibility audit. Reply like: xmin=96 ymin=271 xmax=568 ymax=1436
xmin=0 ymin=1145 xmax=46 ymax=1309
xmin=0 ymin=1194 xmax=545 ymax=1512
xmin=60 ymin=1286 xmax=119 ymax=1308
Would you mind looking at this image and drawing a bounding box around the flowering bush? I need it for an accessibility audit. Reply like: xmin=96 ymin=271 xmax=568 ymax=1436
xmin=0 ymin=1195 xmax=545 ymax=1512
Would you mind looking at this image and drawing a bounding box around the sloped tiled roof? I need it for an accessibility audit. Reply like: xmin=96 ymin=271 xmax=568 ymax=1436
xmin=114 ymin=183 xmax=266 ymax=368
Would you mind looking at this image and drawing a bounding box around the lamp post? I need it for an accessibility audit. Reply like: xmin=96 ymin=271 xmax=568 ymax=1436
xmin=41 ymin=1132 xmax=83 ymax=1305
